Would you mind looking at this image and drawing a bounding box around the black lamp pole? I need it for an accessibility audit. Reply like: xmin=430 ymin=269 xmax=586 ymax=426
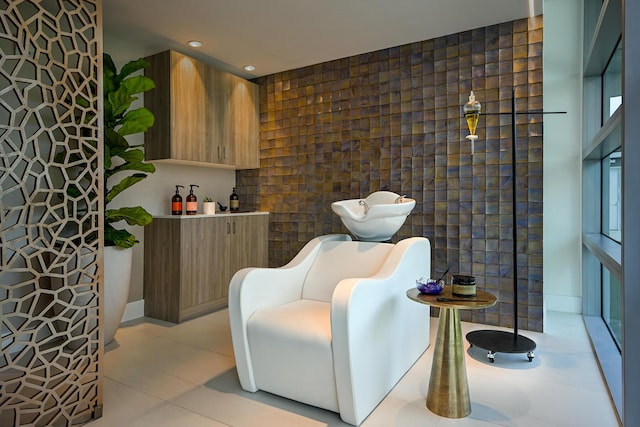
xmin=465 ymin=88 xmax=537 ymax=363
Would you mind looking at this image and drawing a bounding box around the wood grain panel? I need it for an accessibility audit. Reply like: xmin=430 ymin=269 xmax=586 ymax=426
xmin=209 ymin=67 xmax=235 ymax=165
xmin=170 ymin=51 xmax=207 ymax=161
xmin=143 ymin=214 xmax=268 ymax=323
xmin=144 ymin=219 xmax=182 ymax=323
xmin=228 ymin=214 xmax=269 ymax=285
xmin=144 ymin=50 xmax=172 ymax=160
xmin=144 ymin=50 xmax=259 ymax=169
xmin=180 ymin=218 xmax=213 ymax=309
xmin=232 ymin=76 xmax=260 ymax=169
xmin=212 ymin=216 xmax=232 ymax=300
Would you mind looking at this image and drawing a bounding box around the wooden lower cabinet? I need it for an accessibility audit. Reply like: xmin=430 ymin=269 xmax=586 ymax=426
xmin=144 ymin=213 xmax=268 ymax=323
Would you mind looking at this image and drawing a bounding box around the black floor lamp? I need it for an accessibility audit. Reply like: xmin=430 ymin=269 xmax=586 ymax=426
xmin=463 ymin=88 xmax=564 ymax=363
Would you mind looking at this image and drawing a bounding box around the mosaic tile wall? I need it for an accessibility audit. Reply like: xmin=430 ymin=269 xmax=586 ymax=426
xmin=238 ymin=16 xmax=544 ymax=331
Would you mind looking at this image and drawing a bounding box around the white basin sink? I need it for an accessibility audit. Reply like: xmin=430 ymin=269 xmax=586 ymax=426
xmin=331 ymin=191 xmax=416 ymax=241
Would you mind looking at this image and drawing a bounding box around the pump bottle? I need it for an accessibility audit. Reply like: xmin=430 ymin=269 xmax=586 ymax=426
xmin=230 ymin=187 xmax=239 ymax=213
xmin=171 ymin=185 xmax=184 ymax=215
xmin=186 ymin=184 xmax=199 ymax=215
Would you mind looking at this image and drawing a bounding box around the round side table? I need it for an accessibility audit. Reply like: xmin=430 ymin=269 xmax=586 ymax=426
xmin=407 ymin=286 xmax=497 ymax=418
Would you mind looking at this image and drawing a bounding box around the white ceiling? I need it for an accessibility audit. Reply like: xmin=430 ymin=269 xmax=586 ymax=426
xmin=103 ymin=0 xmax=542 ymax=79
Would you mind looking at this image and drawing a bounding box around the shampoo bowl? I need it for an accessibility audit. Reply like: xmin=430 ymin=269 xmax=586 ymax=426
xmin=331 ymin=191 xmax=416 ymax=241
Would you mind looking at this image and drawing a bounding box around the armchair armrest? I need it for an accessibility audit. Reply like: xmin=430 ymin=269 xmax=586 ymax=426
xmin=331 ymin=237 xmax=431 ymax=425
xmin=229 ymin=233 xmax=351 ymax=391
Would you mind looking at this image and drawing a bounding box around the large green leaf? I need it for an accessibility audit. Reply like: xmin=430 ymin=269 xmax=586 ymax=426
xmin=106 ymin=173 xmax=148 ymax=203
xmin=105 ymin=206 xmax=153 ymax=227
xmin=103 ymin=54 xmax=117 ymax=95
xmin=119 ymin=58 xmax=149 ymax=81
xmin=104 ymin=144 xmax=112 ymax=170
xmin=116 ymin=147 xmax=144 ymax=162
xmin=103 ymin=54 xmax=117 ymax=78
xmin=121 ymin=75 xmax=155 ymax=96
xmin=107 ymin=158 xmax=156 ymax=179
xmin=104 ymin=128 xmax=129 ymax=150
xmin=107 ymin=88 xmax=136 ymax=119
xmin=105 ymin=225 xmax=137 ymax=248
xmin=118 ymin=107 xmax=155 ymax=136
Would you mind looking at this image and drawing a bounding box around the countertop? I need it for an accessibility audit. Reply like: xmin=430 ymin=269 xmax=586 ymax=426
xmin=154 ymin=211 xmax=269 ymax=219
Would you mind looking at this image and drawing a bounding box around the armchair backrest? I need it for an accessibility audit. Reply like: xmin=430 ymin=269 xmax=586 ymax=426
xmin=301 ymin=240 xmax=394 ymax=302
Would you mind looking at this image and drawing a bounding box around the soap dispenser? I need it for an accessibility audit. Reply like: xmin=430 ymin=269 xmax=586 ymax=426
xmin=229 ymin=187 xmax=239 ymax=213
xmin=186 ymin=184 xmax=199 ymax=215
xmin=171 ymin=185 xmax=185 ymax=215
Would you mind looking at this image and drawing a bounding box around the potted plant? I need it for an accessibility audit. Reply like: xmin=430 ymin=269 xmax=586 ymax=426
xmin=102 ymin=53 xmax=156 ymax=344
xmin=203 ymin=197 xmax=216 ymax=214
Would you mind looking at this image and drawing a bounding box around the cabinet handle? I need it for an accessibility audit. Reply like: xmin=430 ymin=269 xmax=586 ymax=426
xmin=217 ymin=146 xmax=221 ymax=160
xmin=227 ymin=222 xmax=231 ymax=234
xmin=233 ymin=221 xmax=236 ymax=234
xmin=223 ymin=146 xmax=226 ymax=160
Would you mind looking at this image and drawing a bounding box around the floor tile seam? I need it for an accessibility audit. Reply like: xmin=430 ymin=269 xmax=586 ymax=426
xmin=104 ymin=357 xmax=210 ymax=390
xmin=148 ymin=398 xmax=235 ymax=427
xmin=167 ymin=399 xmax=235 ymax=427
xmin=119 ymin=343 xmax=236 ymax=367
xmin=120 ymin=327 xmax=236 ymax=360
xmin=102 ymin=375 xmax=176 ymax=406
xmin=105 ymin=352 xmax=235 ymax=385
xmin=168 ymin=386 xmax=316 ymax=427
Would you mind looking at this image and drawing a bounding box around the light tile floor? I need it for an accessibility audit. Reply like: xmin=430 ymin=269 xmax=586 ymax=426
xmin=89 ymin=310 xmax=620 ymax=427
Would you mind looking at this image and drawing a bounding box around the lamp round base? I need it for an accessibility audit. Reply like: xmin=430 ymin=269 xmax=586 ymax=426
xmin=466 ymin=330 xmax=536 ymax=363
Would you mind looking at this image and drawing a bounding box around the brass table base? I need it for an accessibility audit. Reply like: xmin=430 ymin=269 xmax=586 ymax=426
xmin=426 ymin=307 xmax=470 ymax=418
xmin=406 ymin=287 xmax=496 ymax=418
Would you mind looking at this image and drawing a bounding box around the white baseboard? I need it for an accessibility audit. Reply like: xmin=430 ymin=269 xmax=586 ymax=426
xmin=121 ymin=299 xmax=145 ymax=323
xmin=545 ymin=294 xmax=582 ymax=314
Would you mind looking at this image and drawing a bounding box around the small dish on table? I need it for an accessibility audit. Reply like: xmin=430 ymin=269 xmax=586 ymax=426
xmin=416 ymin=277 xmax=444 ymax=295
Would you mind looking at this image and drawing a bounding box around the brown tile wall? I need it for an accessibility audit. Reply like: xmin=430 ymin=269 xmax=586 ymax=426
xmin=238 ymin=16 xmax=544 ymax=331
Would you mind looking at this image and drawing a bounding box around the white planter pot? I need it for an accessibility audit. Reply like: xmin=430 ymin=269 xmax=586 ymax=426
xmin=103 ymin=246 xmax=133 ymax=345
xmin=203 ymin=202 xmax=216 ymax=215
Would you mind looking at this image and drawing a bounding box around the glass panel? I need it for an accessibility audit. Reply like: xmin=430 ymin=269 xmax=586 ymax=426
xmin=584 ymin=0 xmax=604 ymax=59
xmin=603 ymin=40 xmax=622 ymax=121
xmin=602 ymin=267 xmax=622 ymax=350
xmin=602 ymin=148 xmax=622 ymax=242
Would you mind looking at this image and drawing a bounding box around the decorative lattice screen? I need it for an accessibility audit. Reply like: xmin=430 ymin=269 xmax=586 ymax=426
xmin=0 ymin=1 xmax=103 ymax=425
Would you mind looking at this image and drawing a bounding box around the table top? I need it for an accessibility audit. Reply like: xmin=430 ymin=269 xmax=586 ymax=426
xmin=406 ymin=286 xmax=497 ymax=310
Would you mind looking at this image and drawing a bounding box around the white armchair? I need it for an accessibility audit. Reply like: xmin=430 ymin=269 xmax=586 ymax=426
xmin=228 ymin=234 xmax=431 ymax=426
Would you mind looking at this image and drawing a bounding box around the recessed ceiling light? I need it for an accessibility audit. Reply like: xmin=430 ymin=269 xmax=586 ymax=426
xmin=188 ymin=40 xmax=202 ymax=48
xmin=243 ymin=65 xmax=256 ymax=71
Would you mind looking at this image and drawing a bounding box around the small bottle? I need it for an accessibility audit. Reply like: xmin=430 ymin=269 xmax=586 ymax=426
xmin=229 ymin=187 xmax=239 ymax=213
xmin=171 ymin=185 xmax=184 ymax=215
xmin=186 ymin=184 xmax=199 ymax=215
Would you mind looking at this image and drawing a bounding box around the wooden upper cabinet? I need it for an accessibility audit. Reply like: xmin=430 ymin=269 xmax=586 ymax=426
xmin=208 ymin=66 xmax=234 ymax=166
xmin=230 ymin=75 xmax=260 ymax=168
xmin=144 ymin=50 xmax=260 ymax=169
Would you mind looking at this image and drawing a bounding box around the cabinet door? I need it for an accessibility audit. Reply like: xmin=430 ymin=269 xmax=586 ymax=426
xmin=170 ymin=51 xmax=208 ymax=162
xmin=208 ymin=67 xmax=235 ymax=166
xmin=144 ymin=218 xmax=182 ymax=323
xmin=144 ymin=51 xmax=172 ymax=161
xmin=230 ymin=76 xmax=260 ymax=169
xmin=144 ymin=50 xmax=208 ymax=163
xmin=180 ymin=217 xmax=218 ymax=310
xmin=227 ymin=215 xmax=269 ymax=286
xmin=211 ymin=216 xmax=232 ymax=301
